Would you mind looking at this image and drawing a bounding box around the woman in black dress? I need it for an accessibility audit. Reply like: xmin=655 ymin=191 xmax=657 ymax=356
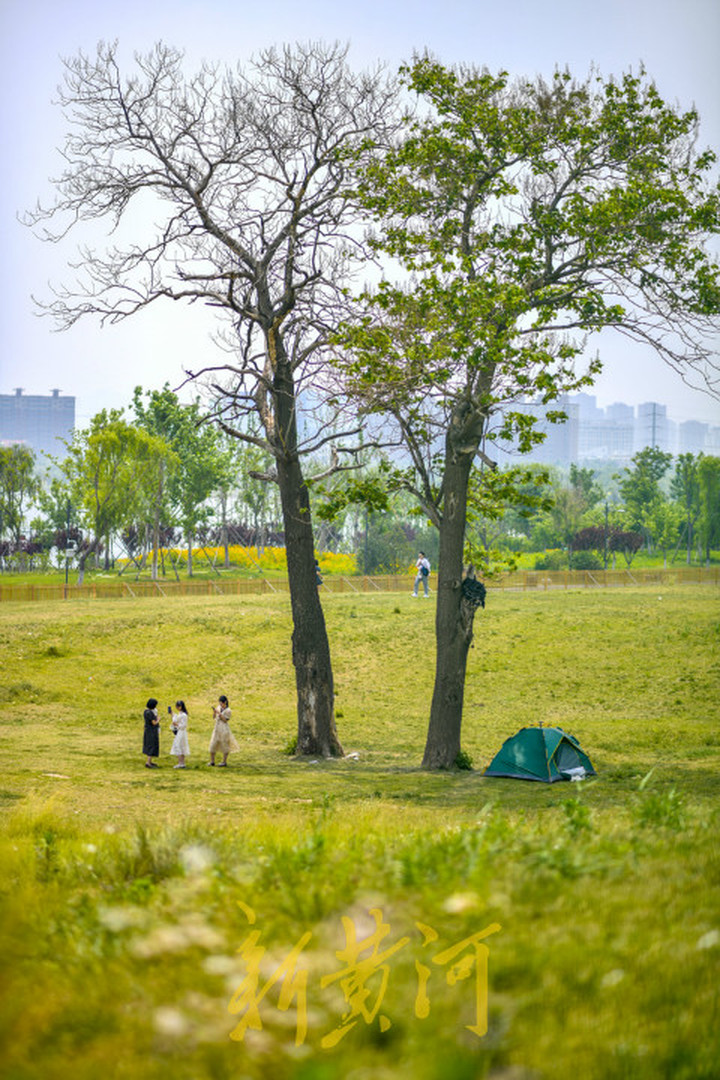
xmin=143 ymin=698 xmax=160 ymax=768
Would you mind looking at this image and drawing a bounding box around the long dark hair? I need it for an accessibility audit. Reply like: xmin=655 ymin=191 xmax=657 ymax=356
xmin=175 ymin=700 xmax=187 ymax=714
xmin=219 ymin=694 xmax=229 ymax=707
xmin=146 ymin=698 xmax=158 ymax=710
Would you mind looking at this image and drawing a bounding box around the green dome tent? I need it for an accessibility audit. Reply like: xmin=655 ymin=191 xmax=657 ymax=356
xmin=484 ymin=726 xmax=596 ymax=783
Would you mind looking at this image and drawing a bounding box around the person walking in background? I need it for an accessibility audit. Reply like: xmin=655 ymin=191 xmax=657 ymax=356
xmin=412 ymin=551 xmax=431 ymax=598
xmin=208 ymin=694 xmax=239 ymax=766
xmin=170 ymin=700 xmax=190 ymax=769
xmin=143 ymin=698 xmax=160 ymax=768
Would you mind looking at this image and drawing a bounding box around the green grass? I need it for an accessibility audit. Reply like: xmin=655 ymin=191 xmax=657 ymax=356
xmin=0 ymin=585 xmax=718 ymax=1079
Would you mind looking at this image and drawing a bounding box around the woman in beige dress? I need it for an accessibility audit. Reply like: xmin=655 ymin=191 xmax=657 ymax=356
xmin=207 ymin=694 xmax=239 ymax=766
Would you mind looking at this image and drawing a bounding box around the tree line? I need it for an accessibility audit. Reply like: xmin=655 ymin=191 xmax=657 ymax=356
xmin=17 ymin=41 xmax=720 ymax=765
xmin=3 ymin=433 xmax=718 ymax=577
xmin=0 ymin=387 xmax=285 ymax=578
xmin=468 ymin=452 xmax=720 ymax=571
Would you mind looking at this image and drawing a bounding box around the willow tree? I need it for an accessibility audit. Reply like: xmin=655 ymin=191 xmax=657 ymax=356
xmin=28 ymin=41 xmax=397 ymax=756
xmin=342 ymin=59 xmax=720 ymax=767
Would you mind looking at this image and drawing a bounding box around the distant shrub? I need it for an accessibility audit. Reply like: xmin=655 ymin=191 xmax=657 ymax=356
xmin=534 ymin=549 xmax=564 ymax=570
xmin=453 ymin=749 xmax=474 ymax=771
xmin=283 ymin=735 xmax=298 ymax=756
xmin=571 ymin=550 xmax=603 ymax=570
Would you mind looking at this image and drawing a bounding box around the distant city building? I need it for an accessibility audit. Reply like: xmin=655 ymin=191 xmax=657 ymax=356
xmin=0 ymin=389 xmax=76 ymax=458
xmin=492 ymin=392 xmax=719 ymax=468
xmin=678 ymin=420 xmax=709 ymax=456
xmin=605 ymin=402 xmax=634 ymax=422
xmin=705 ymin=425 xmax=720 ymax=454
xmin=534 ymin=397 xmax=579 ymax=464
xmin=635 ymin=401 xmax=674 ymax=455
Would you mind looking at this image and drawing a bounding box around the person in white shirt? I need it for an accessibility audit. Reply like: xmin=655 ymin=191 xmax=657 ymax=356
xmin=170 ymin=700 xmax=190 ymax=769
xmin=412 ymin=551 xmax=431 ymax=597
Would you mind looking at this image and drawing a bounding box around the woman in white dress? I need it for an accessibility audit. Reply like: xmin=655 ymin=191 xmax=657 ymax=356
xmin=170 ymin=700 xmax=190 ymax=769
xmin=208 ymin=694 xmax=239 ymax=767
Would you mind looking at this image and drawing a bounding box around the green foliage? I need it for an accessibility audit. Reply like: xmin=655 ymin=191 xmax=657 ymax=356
xmin=569 ymin=464 xmax=603 ymax=509
xmin=634 ymin=775 xmax=687 ymax=831
xmin=671 ymin=453 xmax=702 ymax=564
xmin=465 ymin=464 xmax=555 ymax=574
xmin=570 ymin=550 xmax=603 ymax=570
xmin=453 ymin=749 xmax=474 ymax=770
xmin=57 ymin=409 xmax=178 ymax=573
xmin=133 ymin=385 xmax=226 ymax=537
xmin=561 ymin=794 xmax=593 ymax=836
xmin=533 ymin=549 xmax=565 ymax=570
xmin=619 ymin=447 xmax=674 ymax=537
xmin=314 ymin=468 xmax=391 ymax=522
xmin=697 ymin=456 xmax=720 ymax=561
xmin=0 ymin=444 xmax=38 ymax=546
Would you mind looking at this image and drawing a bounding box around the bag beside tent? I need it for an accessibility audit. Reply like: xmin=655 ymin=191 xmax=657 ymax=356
xmin=484 ymin=726 xmax=596 ymax=783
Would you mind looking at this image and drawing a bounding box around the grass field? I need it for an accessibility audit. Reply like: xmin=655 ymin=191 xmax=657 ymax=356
xmin=0 ymin=584 xmax=718 ymax=1079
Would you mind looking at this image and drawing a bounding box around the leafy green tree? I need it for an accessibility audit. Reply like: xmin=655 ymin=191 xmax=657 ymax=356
xmin=342 ymin=59 xmax=720 ymax=766
xmin=653 ymin=501 xmax=684 ymax=568
xmin=618 ymin=447 xmax=673 ymax=549
xmin=465 ymin=464 xmax=554 ymax=574
xmin=32 ymin=475 xmax=81 ymax=569
xmin=496 ymin=463 xmax=557 ymax=547
xmin=35 ymin=475 xmax=78 ymax=536
xmin=569 ymin=465 xmax=603 ymax=511
xmin=0 ymin=445 xmax=38 ymax=549
xmin=233 ymin=440 xmax=283 ymax=557
xmin=209 ymin=432 xmax=245 ymax=569
xmin=670 ymin=453 xmax=701 ymax=564
xmin=61 ymin=411 xmax=176 ymax=584
xmin=355 ymin=512 xmax=412 ymax=574
xmin=697 ymin=456 xmax=720 ymax=564
xmin=133 ymin=387 xmax=224 ymax=578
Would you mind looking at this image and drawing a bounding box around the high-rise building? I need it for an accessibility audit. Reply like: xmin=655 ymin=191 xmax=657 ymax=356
xmin=492 ymin=394 xmax=707 ymax=467
xmin=0 ymin=389 xmax=76 ymax=458
xmin=635 ymin=401 xmax=674 ymax=454
xmin=677 ymin=420 xmax=709 ymax=456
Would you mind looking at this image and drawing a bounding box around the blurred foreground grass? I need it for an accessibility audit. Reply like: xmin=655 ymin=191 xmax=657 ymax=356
xmin=0 ymin=585 xmax=718 ymax=1079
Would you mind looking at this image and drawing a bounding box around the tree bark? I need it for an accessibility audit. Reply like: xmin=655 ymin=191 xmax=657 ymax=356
xmin=422 ymin=440 xmax=477 ymax=769
xmin=271 ymin=331 xmax=343 ymax=758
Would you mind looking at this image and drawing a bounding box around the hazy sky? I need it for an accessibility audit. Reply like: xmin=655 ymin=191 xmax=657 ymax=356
xmin=1 ymin=0 xmax=719 ymax=426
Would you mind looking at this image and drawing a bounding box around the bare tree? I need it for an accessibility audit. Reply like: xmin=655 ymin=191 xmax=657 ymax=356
xmin=27 ymin=40 xmax=398 ymax=757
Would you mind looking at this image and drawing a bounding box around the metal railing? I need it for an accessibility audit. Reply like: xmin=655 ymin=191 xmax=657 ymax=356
xmin=0 ymin=566 xmax=717 ymax=603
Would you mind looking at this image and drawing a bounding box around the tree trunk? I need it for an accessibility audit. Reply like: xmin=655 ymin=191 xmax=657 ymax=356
xmin=422 ymin=447 xmax=477 ymax=769
xmin=187 ymin=530 xmax=194 ymax=578
xmin=271 ymin=331 xmax=342 ymax=758
xmin=151 ymin=463 xmax=163 ymax=582
xmin=220 ymin=492 xmax=230 ymax=569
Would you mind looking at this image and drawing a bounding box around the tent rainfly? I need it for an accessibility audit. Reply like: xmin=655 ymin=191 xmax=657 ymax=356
xmin=484 ymin=726 xmax=596 ymax=783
